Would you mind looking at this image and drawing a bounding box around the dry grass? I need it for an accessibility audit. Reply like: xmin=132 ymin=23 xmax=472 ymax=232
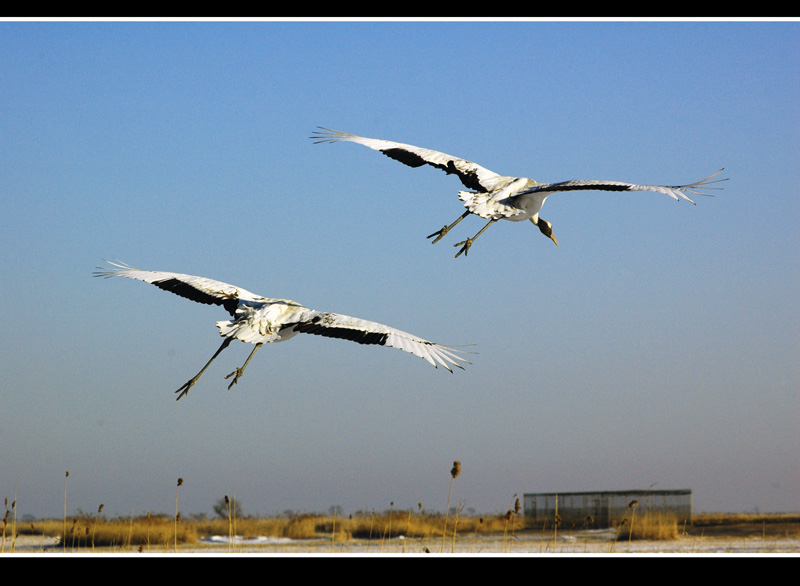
xmin=6 ymin=509 xmax=800 ymax=553
xmin=688 ymin=513 xmax=800 ymax=539
xmin=10 ymin=509 xmax=523 ymax=552
xmin=22 ymin=514 xmax=199 ymax=551
xmin=609 ymin=511 xmax=680 ymax=550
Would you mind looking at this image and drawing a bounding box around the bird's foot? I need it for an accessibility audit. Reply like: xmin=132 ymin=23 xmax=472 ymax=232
xmin=225 ymin=368 xmax=244 ymax=390
xmin=454 ymin=238 xmax=474 ymax=258
xmin=175 ymin=379 xmax=197 ymax=401
xmin=426 ymin=225 xmax=449 ymax=244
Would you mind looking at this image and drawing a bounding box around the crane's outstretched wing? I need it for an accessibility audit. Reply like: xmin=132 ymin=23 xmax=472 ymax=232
xmin=93 ymin=261 xmax=264 ymax=316
xmin=311 ymin=126 xmax=505 ymax=193
xmin=288 ymin=310 xmax=470 ymax=372
xmin=516 ymin=169 xmax=727 ymax=205
xmin=95 ymin=261 xmax=470 ymax=372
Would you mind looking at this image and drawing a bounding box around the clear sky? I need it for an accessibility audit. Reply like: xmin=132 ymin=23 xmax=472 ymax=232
xmin=1 ymin=19 xmax=797 ymax=521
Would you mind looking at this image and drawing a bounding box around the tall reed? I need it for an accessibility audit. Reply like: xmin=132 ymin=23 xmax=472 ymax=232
xmin=582 ymin=515 xmax=594 ymax=552
xmin=232 ymin=492 xmax=239 ymax=550
xmin=91 ymin=504 xmax=104 ymax=552
xmin=382 ymin=501 xmax=394 ymax=552
xmin=1 ymin=498 xmax=9 ymax=553
xmin=627 ymin=499 xmax=639 ymax=552
xmin=441 ymin=461 xmax=460 ymax=552
xmin=174 ymin=478 xmax=183 ymax=552
xmin=223 ymin=495 xmax=233 ymax=553
xmin=331 ymin=507 xmax=337 ymax=553
xmin=11 ymin=492 xmax=17 ymax=553
xmin=62 ymin=471 xmax=69 ymax=550
xmin=553 ymin=494 xmax=560 ymax=552
xmin=511 ymin=497 xmax=521 ymax=551
xmin=610 ymin=517 xmax=627 ymax=552
xmin=470 ymin=516 xmax=484 ymax=553
xmin=502 ymin=509 xmax=513 ymax=552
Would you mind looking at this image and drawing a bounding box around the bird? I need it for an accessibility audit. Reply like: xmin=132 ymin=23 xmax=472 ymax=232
xmin=311 ymin=127 xmax=727 ymax=257
xmin=94 ymin=261 xmax=469 ymax=400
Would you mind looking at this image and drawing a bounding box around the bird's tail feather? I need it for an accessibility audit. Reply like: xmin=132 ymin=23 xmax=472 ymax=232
xmin=216 ymin=320 xmax=275 ymax=344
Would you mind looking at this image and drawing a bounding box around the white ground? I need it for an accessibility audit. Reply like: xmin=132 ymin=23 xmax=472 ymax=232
xmin=5 ymin=530 xmax=799 ymax=555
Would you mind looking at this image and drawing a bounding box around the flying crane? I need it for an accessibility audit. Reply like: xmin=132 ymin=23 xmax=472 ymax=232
xmin=311 ymin=127 xmax=726 ymax=257
xmin=95 ymin=261 xmax=468 ymax=400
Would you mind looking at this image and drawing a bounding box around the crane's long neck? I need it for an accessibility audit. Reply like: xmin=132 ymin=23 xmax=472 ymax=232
xmin=531 ymin=216 xmax=558 ymax=246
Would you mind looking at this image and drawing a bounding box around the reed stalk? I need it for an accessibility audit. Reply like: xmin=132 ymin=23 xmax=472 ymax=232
xmin=231 ymin=492 xmax=238 ymax=552
xmin=91 ymin=504 xmax=104 ymax=552
xmin=470 ymin=516 xmax=483 ymax=553
xmin=1 ymin=500 xmax=8 ymax=554
xmin=582 ymin=515 xmax=594 ymax=553
xmin=509 ymin=497 xmax=521 ymax=552
xmin=331 ymin=508 xmax=337 ymax=552
xmin=10 ymin=492 xmax=17 ymax=553
xmin=441 ymin=461 xmax=460 ymax=552
xmin=553 ymin=494 xmax=560 ymax=553
xmin=502 ymin=510 xmax=512 ymax=552
xmin=174 ymin=477 xmax=183 ymax=552
xmin=451 ymin=501 xmax=463 ymax=553
xmin=627 ymin=500 xmax=639 ymax=552
xmin=610 ymin=517 xmax=627 ymax=552
xmin=224 ymin=495 xmax=233 ymax=553
xmin=381 ymin=501 xmax=394 ymax=552
xmin=62 ymin=471 xmax=69 ymax=550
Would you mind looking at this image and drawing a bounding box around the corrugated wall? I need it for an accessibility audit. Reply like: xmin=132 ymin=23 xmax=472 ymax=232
xmin=523 ymin=489 xmax=692 ymax=528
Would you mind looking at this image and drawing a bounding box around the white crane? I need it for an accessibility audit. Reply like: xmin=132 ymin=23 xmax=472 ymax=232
xmin=94 ymin=261 xmax=468 ymax=400
xmin=311 ymin=127 xmax=726 ymax=257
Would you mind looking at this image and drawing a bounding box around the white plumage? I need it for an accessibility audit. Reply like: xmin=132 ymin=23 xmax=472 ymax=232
xmin=311 ymin=127 xmax=727 ymax=257
xmin=95 ymin=261 xmax=468 ymax=400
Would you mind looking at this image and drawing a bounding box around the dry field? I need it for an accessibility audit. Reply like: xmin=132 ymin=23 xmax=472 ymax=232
xmin=3 ymin=510 xmax=799 ymax=555
xmin=2 ymin=471 xmax=797 ymax=555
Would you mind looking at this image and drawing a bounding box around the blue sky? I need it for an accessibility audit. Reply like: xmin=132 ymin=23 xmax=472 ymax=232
xmin=1 ymin=19 xmax=797 ymax=521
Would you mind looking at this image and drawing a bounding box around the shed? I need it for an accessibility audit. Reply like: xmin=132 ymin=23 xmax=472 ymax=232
xmin=523 ymin=489 xmax=692 ymax=528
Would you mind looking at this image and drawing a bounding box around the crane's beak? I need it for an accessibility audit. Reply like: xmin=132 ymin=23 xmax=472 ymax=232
xmin=549 ymin=233 xmax=559 ymax=246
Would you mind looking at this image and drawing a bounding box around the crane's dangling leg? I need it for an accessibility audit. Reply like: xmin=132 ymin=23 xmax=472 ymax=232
xmin=426 ymin=211 xmax=470 ymax=244
xmin=225 ymin=342 xmax=264 ymax=390
xmin=454 ymin=218 xmax=498 ymax=258
xmin=175 ymin=337 xmax=233 ymax=401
